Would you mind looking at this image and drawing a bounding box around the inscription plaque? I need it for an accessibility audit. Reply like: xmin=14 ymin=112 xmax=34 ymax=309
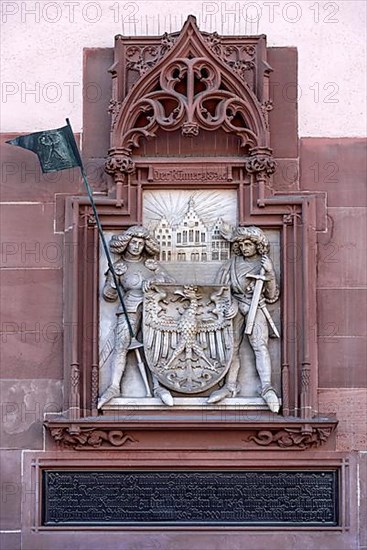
xmin=42 ymin=470 xmax=338 ymax=526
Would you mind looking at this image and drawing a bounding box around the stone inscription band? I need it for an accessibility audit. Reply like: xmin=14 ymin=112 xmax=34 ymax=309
xmin=42 ymin=470 xmax=338 ymax=526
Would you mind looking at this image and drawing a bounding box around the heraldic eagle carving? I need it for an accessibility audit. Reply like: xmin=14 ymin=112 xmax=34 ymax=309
xmin=143 ymin=284 xmax=234 ymax=394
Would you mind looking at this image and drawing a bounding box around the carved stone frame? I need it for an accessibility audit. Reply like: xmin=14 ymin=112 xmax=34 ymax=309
xmin=23 ymin=451 xmax=353 ymax=535
xmin=45 ymin=16 xmax=337 ymax=451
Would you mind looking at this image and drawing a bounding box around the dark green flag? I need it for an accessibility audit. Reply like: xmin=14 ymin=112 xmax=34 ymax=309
xmin=6 ymin=120 xmax=82 ymax=173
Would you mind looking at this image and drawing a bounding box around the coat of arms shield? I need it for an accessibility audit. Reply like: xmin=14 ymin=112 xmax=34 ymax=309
xmin=143 ymin=284 xmax=233 ymax=393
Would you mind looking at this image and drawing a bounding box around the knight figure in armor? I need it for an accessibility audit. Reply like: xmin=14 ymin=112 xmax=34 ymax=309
xmin=208 ymin=225 xmax=280 ymax=412
xmin=98 ymin=226 xmax=175 ymax=408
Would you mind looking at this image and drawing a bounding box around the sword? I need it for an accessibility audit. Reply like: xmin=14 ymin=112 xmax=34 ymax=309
xmin=259 ymin=303 xmax=280 ymax=338
xmin=245 ymin=265 xmax=279 ymax=338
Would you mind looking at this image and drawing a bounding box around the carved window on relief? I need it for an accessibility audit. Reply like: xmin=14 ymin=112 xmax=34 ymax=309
xmin=98 ymin=190 xmax=281 ymax=414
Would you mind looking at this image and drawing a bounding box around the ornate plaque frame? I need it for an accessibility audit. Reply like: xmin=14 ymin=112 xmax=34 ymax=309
xmin=45 ymin=16 xmax=337 ymax=450
xmin=42 ymin=469 xmax=338 ymax=526
xmin=23 ymin=451 xmax=353 ymax=536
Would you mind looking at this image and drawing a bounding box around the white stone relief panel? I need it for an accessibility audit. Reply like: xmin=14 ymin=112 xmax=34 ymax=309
xmin=98 ymin=191 xmax=281 ymax=409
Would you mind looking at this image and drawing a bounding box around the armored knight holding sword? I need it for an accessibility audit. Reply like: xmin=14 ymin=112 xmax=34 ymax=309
xmin=208 ymin=226 xmax=280 ymax=413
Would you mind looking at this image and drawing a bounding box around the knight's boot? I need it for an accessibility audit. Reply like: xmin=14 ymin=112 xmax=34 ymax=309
xmin=97 ymin=384 xmax=120 ymax=409
xmin=261 ymin=385 xmax=280 ymax=413
xmin=207 ymin=383 xmax=238 ymax=404
xmin=154 ymin=385 xmax=174 ymax=407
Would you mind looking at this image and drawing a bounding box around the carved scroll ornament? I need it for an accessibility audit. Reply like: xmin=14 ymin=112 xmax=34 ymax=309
xmin=206 ymin=33 xmax=257 ymax=81
xmin=248 ymin=426 xmax=335 ymax=450
xmin=46 ymin=421 xmax=337 ymax=451
xmin=50 ymin=427 xmax=137 ymax=450
xmin=125 ymin=32 xmax=175 ymax=76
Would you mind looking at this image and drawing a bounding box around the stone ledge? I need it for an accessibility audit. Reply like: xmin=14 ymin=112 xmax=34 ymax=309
xmin=44 ymin=414 xmax=338 ymax=452
xmin=102 ymin=396 xmax=270 ymax=410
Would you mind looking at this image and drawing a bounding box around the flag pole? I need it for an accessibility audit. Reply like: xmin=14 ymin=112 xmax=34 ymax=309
xmin=65 ymin=119 xmax=152 ymax=397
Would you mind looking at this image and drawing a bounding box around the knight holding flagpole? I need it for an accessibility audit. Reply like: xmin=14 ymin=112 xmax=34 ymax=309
xmin=98 ymin=226 xmax=175 ymax=408
xmin=6 ymin=120 xmax=174 ymax=409
xmin=208 ymin=226 xmax=280 ymax=412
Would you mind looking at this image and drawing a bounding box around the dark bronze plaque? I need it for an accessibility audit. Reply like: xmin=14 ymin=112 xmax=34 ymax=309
xmin=42 ymin=470 xmax=338 ymax=526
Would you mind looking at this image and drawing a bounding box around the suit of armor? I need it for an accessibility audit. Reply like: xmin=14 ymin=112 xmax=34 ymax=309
xmin=98 ymin=227 xmax=174 ymax=408
xmin=103 ymin=258 xmax=174 ymax=389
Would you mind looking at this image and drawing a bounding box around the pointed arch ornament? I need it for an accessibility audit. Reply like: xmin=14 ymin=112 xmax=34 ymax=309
xmin=105 ymin=16 xmax=275 ymax=188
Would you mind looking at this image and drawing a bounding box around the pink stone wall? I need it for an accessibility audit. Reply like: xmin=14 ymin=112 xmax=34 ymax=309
xmin=1 ymin=44 xmax=366 ymax=550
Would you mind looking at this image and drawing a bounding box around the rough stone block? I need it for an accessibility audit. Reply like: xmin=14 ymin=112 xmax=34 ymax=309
xmin=0 ymin=269 xmax=62 ymax=327
xmin=272 ymin=159 xmax=299 ymax=192
xmin=318 ymin=389 xmax=367 ymax=451
xmin=0 ymin=450 xmax=21 ymax=529
xmin=318 ymin=337 xmax=367 ymax=388
xmin=317 ymin=207 xmax=367 ymax=288
xmin=300 ymin=138 xmax=367 ymax=207
xmin=0 ymin=532 xmax=21 ymax=550
xmin=317 ymin=288 xmax=367 ymax=337
xmin=0 ymin=380 xmax=63 ymax=450
xmin=83 ymin=48 xmax=114 ymax=158
xmin=0 ymin=203 xmax=62 ymax=269
xmin=0 ymin=329 xmax=63 ymax=380
xmin=268 ymin=48 xmax=298 ymax=159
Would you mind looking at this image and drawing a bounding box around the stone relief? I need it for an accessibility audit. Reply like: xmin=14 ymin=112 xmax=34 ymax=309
xmin=143 ymin=190 xmax=237 ymax=284
xmin=125 ymin=33 xmax=175 ymax=77
xmin=144 ymin=284 xmax=233 ymax=394
xmin=207 ymin=226 xmax=280 ymax=413
xmin=98 ymin=226 xmax=176 ymax=409
xmin=98 ymin=196 xmax=281 ymax=412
